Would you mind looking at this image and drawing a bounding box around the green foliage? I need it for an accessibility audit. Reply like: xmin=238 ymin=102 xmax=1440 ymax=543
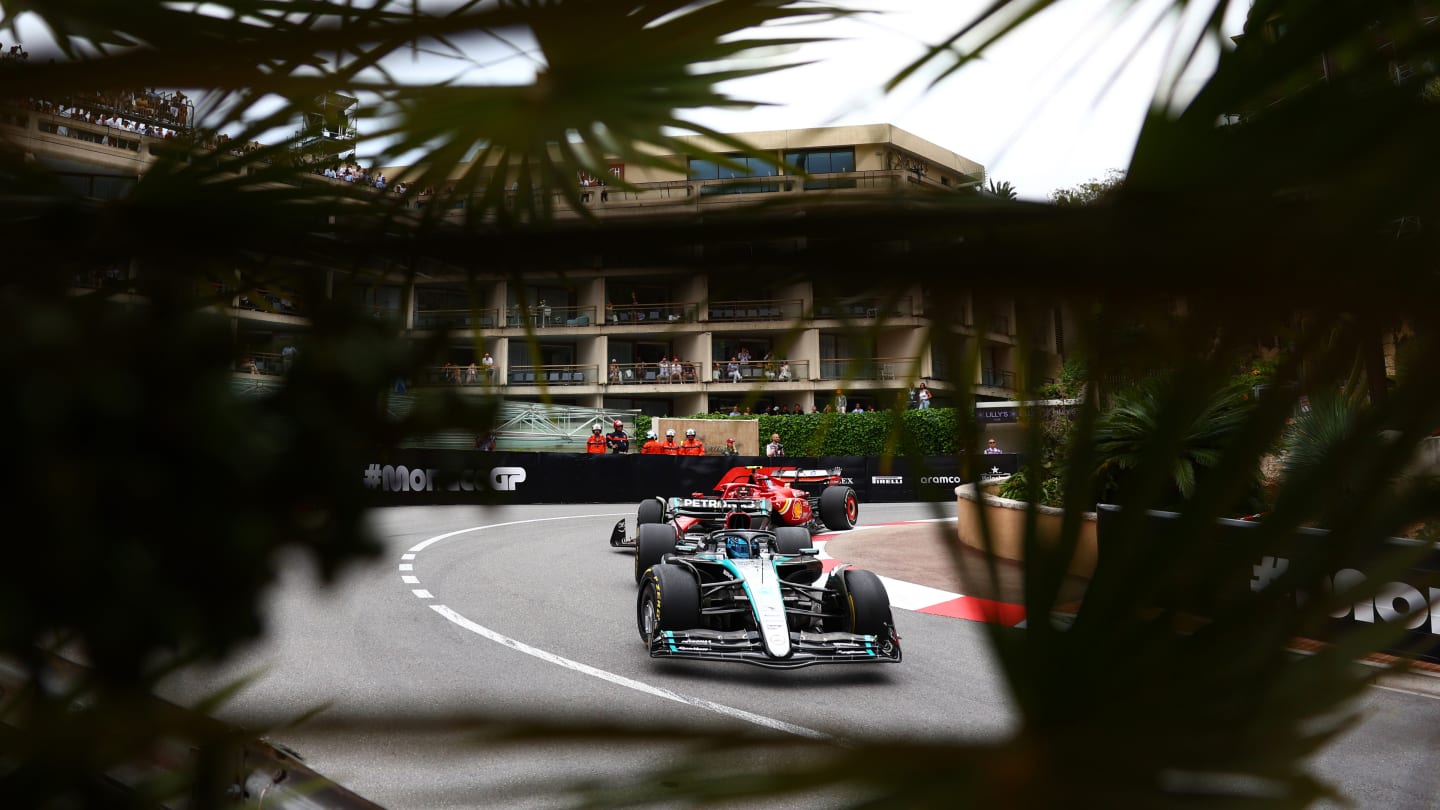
xmin=1091 ymin=374 xmax=1262 ymax=511
xmin=635 ymin=413 xmax=652 ymax=438
xmin=727 ymin=408 xmax=959 ymax=457
xmin=997 ymin=467 xmax=1064 ymax=507
xmin=1048 ymin=169 xmax=1126 ymax=206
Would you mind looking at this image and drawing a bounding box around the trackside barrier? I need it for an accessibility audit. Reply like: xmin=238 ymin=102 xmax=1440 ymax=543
xmin=1096 ymin=505 xmax=1440 ymax=665
xmin=359 ymin=451 xmax=1020 ymax=506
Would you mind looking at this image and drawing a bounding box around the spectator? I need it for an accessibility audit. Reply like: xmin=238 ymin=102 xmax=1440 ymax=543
xmin=442 ymin=362 xmax=457 ymax=384
xmin=917 ymin=382 xmax=932 ymax=409
xmin=482 ymin=352 xmax=495 ymax=381
xmin=777 ymin=360 xmax=791 ymax=381
xmin=609 ymin=359 xmax=621 ymax=384
xmin=721 ymin=438 xmax=739 ymax=456
xmin=727 ymin=356 xmax=742 ymax=383
xmin=984 ymin=439 xmax=1003 ymax=454
xmin=738 ymin=346 xmax=751 ymax=367
xmin=729 ymin=404 xmax=741 ymax=417
xmin=475 ymin=433 xmax=496 ymax=451
xmin=658 ymin=356 xmax=671 ymax=382
xmin=765 ymin=433 xmax=785 ymax=458
xmin=465 ymin=361 xmax=478 ymax=384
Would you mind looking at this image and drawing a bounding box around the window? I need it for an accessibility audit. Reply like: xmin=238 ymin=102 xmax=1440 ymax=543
xmin=689 ymin=154 xmax=781 ymax=195
xmin=784 ymin=148 xmax=856 ymax=190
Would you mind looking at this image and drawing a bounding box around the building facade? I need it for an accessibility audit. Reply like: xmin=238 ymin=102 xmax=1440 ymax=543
xmin=3 ymin=104 xmax=1063 ymax=416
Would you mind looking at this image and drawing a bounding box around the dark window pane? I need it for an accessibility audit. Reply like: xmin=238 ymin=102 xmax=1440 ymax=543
xmin=829 ymin=148 xmax=855 ymax=173
xmin=687 ymin=159 xmax=719 ymax=180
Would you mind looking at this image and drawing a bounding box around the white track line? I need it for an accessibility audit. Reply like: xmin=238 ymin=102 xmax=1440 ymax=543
xmin=406 ymin=512 xmax=834 ymax=742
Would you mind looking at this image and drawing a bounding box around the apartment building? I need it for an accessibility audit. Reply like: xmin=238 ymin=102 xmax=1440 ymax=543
xmin=4 ymin=100 xmax=1062 ymax=416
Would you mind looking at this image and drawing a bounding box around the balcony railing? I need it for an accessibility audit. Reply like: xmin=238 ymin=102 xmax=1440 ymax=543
xmin=504 ymin=364 xmax=598 ymax=386
xmin=817 ymin=357 xmax=914 ymax=381
xmin=606 ymin=302 xmax=698 ymax=325
xmin=413 ymin=307 xmax=502 ymax=330
xmin=981 ymin=367 xmax=1016 ymax=388
xmin=710 ymin=359 xmax=809 ymax=383
xmin=235 ymin=351 xmax=287 ymax=376
xmin=814 ymin=296 xmax=915 ymax=320
xmin=238 ymin=289 xmax=307 ymax=317
xmin=506 ymin=304 xmax=598 ymax=328
xmin=707 ymin=298 xmax=802 ymax=322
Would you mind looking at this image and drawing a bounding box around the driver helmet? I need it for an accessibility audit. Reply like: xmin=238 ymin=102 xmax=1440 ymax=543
xmin=613 ymin=419 xmax=623 ymax=430
xmin=685 ymin=428 xmax=696 ymax=438
xmin=646 ymin=430 xmax=657 ymax=440
xmin=725 ymin=535 xmax=753 ymax=559
xmin=665 ymin=429 xmax=676 ymax=438
xmin=592 ymin=423 xmax=603 ymax=433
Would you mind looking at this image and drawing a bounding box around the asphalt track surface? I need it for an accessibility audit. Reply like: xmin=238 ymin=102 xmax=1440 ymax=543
xmin=158 ymin=502 xmax=1440 ymax=809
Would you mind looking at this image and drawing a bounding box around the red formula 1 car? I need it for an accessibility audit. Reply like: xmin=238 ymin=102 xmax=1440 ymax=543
xmin=609 ymin=466 xmax=860 ymax=580
xmin=711 ymin=466 xmax=859 ymax=533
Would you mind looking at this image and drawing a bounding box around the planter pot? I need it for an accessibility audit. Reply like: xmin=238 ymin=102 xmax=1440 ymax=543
xmin=955 ymin=481 xmax=1098 ymax=578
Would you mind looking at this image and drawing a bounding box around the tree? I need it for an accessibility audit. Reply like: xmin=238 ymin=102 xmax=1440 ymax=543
xmin=984 ymin=177 xmax=1017 ymax=200
xmin=1049 ymin=169 xmax=1126 ymax=206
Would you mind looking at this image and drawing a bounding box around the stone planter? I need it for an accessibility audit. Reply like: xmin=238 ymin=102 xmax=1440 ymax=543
xmin=955 ymin=481 xmax=1098 ymax=578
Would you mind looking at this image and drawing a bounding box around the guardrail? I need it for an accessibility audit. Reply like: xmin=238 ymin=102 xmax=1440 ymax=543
xmin=817 ymin=357 xmax=914 ymax=382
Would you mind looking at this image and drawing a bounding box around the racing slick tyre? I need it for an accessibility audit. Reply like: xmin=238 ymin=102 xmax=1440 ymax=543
xmin=828 ymin=569 xmax=892 ymax=636
xmin=636 ymin=498 xmax=665 ymax=527
xmin=637 ymin=563 xmax=702 ymax=644
xmin=819 ymin=486 xmax=859 ymax=531
xmin=772 ymin=526 xmax=812 ymax=556
xmin=635 ymin=522 xmax=679 ymax=583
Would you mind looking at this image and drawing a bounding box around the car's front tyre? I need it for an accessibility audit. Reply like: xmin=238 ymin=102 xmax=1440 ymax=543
xmin=827 ymin=568 xmax=892 ymax=636
xmin=634 ymin=522 xmax=678 ymax=583
xmin=772 ymin=526 xmax=812 ymax=556
xmin=637 ymin=563 xmax=701 ymax=644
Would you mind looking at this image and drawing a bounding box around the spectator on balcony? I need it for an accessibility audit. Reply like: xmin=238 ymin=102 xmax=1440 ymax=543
xmin=737 ymin=346 xmax=751 ymax=367
xmin=482 ymin=352 xmax=495 ymax=381
xmin=762 ymin=351 xmax=777 ymax=379
xmin=609 ymin=359 xmax=621 ymax=384
xmin=917 ymin=381 xmax=932 ymax=409
xmin=465 ymin=361 xmax=478 ymax=384
xmin=833 ymin=389 xmax=847 ymax=413
xmin=727 ymin=357 xmax=742 ymax=383
xmin=658 ymin=356 xmax=671 ymax=382
xmin=441 ymin=362 xmax=456 ymax=383
xmin=728 ymin=405 xmax=740 ymax=417
xmin=777 ymin=360 xmax=791 ymax=382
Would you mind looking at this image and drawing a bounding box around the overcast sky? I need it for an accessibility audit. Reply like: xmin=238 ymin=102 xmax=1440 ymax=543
xmin=685 ymin=0 xmax=1251 ymax=200
xmin=7 ymin=1 xmax=1250 ymax=200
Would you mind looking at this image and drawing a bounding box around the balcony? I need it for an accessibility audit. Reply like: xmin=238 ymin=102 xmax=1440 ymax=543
xmin=504 ymin=364 xmax=598 ymax=386
xmin=606 ymin=302 xmax=697 ymax=326
xmin=707 ymin=298 xmax=802 ymax=322
xmin=817 ymin=357 xmax=913 ymax=382
xmin=413 ymin=307 xmax=501 ymax=330
xmin=981 ymin=368 xmax=1016 ymax=388
xmin=710 ymin=359 xmax=809 ymax=383
xmin=814 ymin=296 xmax=915 ymax=320
xmin=507 ymin=304 xmax=599 ymax=328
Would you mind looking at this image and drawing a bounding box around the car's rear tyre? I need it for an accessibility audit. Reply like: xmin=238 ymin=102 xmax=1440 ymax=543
xmin=637 ymin=563 xmax=701 ymax=644
xmin=636 ymin=498 xmax=664 ymax=526
xmin=829 ymin=569 xmax=891 ymax=635
xmin=772 ymin=526 xmax=811 ymax=556
xmin=819 ymin=486 xmax=858 ymax=530
xmin=635 ymin=522 xmax=678 ymax=583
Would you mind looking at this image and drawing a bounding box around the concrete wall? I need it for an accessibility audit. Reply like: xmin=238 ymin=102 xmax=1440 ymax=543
xmin=955 ymin=482 xmax=1098 ymax=578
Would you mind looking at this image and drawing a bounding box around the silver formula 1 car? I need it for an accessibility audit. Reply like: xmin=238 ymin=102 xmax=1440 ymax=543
xmin=635 ymin=521 xmax=901 ymax=669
